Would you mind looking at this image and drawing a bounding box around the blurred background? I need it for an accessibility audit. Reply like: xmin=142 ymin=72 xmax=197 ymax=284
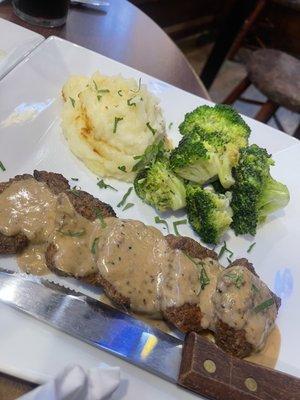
xmin=131 ymin=0 xmax=300 ymax=136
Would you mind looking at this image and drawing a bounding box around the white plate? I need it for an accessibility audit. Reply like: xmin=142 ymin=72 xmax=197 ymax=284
xmin=0 ymin=17 xmax=43 ymax=80
xmin=0 ymin=36 xmax=300 ymax=398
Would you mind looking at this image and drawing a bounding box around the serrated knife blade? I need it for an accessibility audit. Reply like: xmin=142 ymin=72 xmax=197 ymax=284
xmin=0 ymin=268 xmax=182 ymax=382
xmin=1 ymin=268 xmax=300 ymax=400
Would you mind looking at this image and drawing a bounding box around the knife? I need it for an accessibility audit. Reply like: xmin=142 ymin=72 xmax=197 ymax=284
xmin=0 ymin=269 xmax=299 ymax=400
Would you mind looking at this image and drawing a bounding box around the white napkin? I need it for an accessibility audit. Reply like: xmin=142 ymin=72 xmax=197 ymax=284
xmin=18 ymin=364 xmax=120 ymax=400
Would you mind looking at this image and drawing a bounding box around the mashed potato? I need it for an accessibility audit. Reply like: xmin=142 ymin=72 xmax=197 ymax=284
xmin=61 ymin=72 xmax=166 ymax=182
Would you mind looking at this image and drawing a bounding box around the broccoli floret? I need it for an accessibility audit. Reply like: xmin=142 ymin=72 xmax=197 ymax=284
xmin=186 ymin=184 xmax=233 ymax=244
xmin=134 ymin=160 xmax=186 ymax=212
xmin=179 ymin=104 xmax=250 ymax=147
xmin=231 ymin=144 xmax=290 ymax=235
xmin=170 ymin=129 xmax=240 ymax=188
xmin=132 ymin=139 xmax=169 ymax=172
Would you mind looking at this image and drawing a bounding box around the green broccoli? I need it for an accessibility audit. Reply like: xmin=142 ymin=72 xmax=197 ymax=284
xmin=132 ymin=139 xmax=168 ymax=172
xmin=170 ymin=129 xmax=240 ymax=188
xmin=179 ymin=104 xmax=250 ymax=147
xmin=231 ymin=144 xmax=290 ymax=235
xmin=186 ymin=184 xmax=233 ymax=244
xmin=134 ymin=160 xmax=186 ymax=212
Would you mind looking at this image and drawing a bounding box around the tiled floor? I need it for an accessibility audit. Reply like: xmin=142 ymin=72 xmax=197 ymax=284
xmin=180 ymin=42 xmax=299 ymax=136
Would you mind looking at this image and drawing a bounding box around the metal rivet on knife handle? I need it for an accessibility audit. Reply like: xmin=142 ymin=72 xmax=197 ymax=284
xmin=244 ymin=377 xmax=258 ymax=392
xmin=203 ymin=359 xmax=216 ymax=374
xmin=178 ymin=332 xmax=300 ymax=400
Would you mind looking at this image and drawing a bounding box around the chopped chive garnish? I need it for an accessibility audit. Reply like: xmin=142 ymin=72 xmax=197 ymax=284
xmin=227 ymin=257 xmax=231 ymax=264
xmin=218 ymin=241 xmax=234 ymax=259
xmin=146 ymin=122 xmax=156 ymax=135
xmin=0 ymin=161 xmax=6 ymax=172
xmin=94 ymin=208 xmax=107 ymax=228
xmin=200 ymin=266 xmax=210 ymax=290
xmin=93 ymin=80 xmax=98 ymax=91
xmin=118 ymin=165 xmax=126 ymax=172
xmin=70 ymin=188 xmax=81 ymax=197
xmin=93 ymin=80 xmax=109 ymax=98
xmin=71 ymin=177 xmax=78 ymax=181
xmin=127 ymin=97 xmax=136 ymax=107
xmin=58 ymin=229 xmax=86 ymax=237
xmin=133 ymin=155 xmax=142 ymax=160
xmin=218 ymin=244 xmax=226 ymax=258
xmin=132 ymin=140 xmax=165 ymax=172
xmin=131 ymin=78 xmax=141 ymax=93
xmin=247 ymin=242 xmax=256 ymax=253
xmin=123 ymin=202 xmax=134 ymax=211
xmin=117 ymin=90 xmax=123 ymax=97
xmin=254 ymin=298 xmax=274 ymax=313
xmin=97 ymin=179 xmax=117 ymax=191
xmin=251 ymin=284 xmax=260 ymax=293
xmin=168 ymin=122 xmax=173 ymax=130
xmin=113 ymin=117 xmax=124 ymax=133
xmin=154 ymin=216 xmax=169 ymax=233
xmin=173 ymin=219 xmax=187 ymax=236
xmin=117 ymin=187 xmax=133 ymax=208
xmin=91 ymin=237 xmax=100 ymax=254
xmin=224 ymin=272 xmax=244 ymax=289
xmin=69 ymin=97 xmax=75 ymax=108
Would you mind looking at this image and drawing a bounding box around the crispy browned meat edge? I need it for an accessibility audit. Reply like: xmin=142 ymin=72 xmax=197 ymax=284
xmin=33 ymin=170 xmax=70 ymax=195
xmin=214 ymin=320 xmax=253 ymax=358
xmin=65 ymin=189 xmax=116 ymax=220
xmin=166 ymin=234 xmax=218 ymax=260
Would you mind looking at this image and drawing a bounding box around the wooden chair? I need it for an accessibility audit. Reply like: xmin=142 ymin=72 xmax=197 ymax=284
xmin=223 ymin=49 xmax=300 ymax=137
xmin=227 ymin=0 xmax=300 ymax=60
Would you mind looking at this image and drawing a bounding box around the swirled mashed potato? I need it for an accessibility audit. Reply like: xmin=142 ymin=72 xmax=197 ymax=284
xmin=61 ymin=72 xmax=166 ymax=182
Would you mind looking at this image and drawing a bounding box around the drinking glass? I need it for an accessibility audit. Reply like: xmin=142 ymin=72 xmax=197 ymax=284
xmin=12 ymin=0 xmax=70 ymax=28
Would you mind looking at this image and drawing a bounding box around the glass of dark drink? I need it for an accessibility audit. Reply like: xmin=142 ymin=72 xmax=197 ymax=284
xmin=12 ymin=0 xmax=70 ymax=28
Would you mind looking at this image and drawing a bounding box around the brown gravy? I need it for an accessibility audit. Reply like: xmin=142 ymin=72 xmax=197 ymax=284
xmin=0 ymin=177 xmax=281 ymax=361
xmin=96 ymin=218 xmax=200 ymax=315
xmin=247 ymin=325 xmax=281 ymax=369
xmin=0 ymin=178 xmax=57 ymax=243
xmin=213 ymin=265 xmax=278 ymax=351
xmin=17 ymin=243 xmax=49 ymax=275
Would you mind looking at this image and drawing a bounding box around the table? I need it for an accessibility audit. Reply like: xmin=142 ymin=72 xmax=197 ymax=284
xmin=0 ymin=1 xmax=208 ymax=397
xmin=0 ymin=0 xmax=209 ymax=99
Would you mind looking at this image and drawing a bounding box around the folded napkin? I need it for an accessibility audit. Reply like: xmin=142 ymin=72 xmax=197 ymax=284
xmin=18 ymin=364 xmax=120 ymax=400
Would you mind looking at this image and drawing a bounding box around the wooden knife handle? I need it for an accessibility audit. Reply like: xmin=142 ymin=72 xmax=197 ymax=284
xmin=178 ymin=332 xmax=300 ymax=400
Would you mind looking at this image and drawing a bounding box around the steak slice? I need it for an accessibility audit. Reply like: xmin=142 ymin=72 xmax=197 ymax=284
xmin=229 ymin=258 xmax=281 ymax=309
xmin=0 ymin=174 xmax=33 ymax=254
xmin=47 ymin=227 xmax=211 ymax=333
xmin=163 ymin=235 xmax=219 ymax=333
xmin=0 ymin=171 xmax=70 ymax=255
xmin=214 ymin=258 xmax=281 ymax=358
xmin=45 ymin=188 xmax=116 ymax=278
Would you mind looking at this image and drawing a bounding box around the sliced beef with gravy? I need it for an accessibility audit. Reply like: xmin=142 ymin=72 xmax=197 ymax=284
xmin=0 ymin=173 xmax=59 ymax=255
xmin=0 ymin=171 xmax=281 ymax=358
xmin=213 ymin=259 xmax=280 ymax=357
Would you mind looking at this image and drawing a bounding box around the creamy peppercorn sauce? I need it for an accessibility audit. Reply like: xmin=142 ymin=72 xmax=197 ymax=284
xmin=0 ymin=178 xmax=278 ymax=352
xmin=213 ymin=265 xmax=278 ymax=350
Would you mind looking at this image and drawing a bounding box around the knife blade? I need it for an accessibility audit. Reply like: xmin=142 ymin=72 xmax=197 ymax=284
xmin=0 ymin=269 xmax=299 ymax=400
